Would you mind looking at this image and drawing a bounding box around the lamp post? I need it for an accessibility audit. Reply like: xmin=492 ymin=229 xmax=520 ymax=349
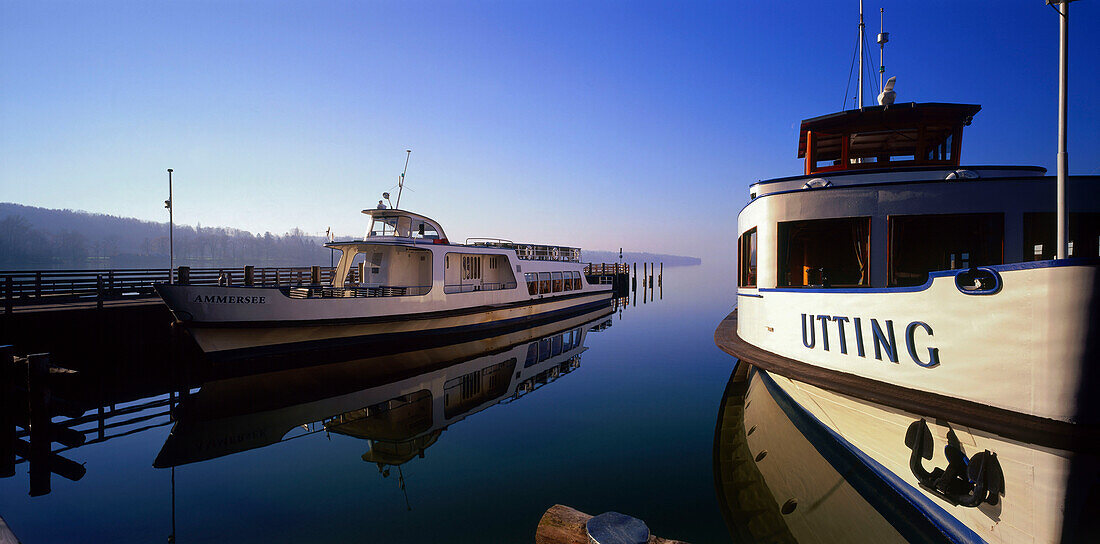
xmin=165 ymin=169 xmax=174 ymax=283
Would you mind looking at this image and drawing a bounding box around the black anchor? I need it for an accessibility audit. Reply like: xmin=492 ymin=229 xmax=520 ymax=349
xmin=904 ymin=418 xmax=1004 ymax=507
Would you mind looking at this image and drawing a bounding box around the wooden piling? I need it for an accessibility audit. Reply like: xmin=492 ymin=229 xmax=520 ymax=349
xmin=96 ymin=275 xmax=104 ymax=310
xmin=178 ymin=266 xmax=190 ymax=285
xmin=0 ymin=346 xmax=14 ymax=478
xmin=244 ymin=265 xmax=255 ymax=286
xmin=310 ymin=265 xmax=321 ymax=285
xmin=4 ymin=277 xmax=12 ymax=315
xmin=659 ymin=263 xmax=663 ymax=287
xmin=27 ymin=353 xmax=50 ymax=496
xmin=632 ymin=262 xmax=637 ymax=292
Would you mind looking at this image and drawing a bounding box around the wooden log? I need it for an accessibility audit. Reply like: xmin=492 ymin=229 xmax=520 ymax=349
xmin=535 ymin=504 xmax=689 ymax=544
xmin=0 ymin=513 xmax=20 ymax=544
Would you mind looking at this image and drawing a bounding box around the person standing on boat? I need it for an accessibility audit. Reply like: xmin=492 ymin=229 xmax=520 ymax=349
xmin=377 ymin=200 xmax=387 ymax=209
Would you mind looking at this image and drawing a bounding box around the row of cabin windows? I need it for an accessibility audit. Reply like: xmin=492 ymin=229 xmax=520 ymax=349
xmin=524 ymin=271 xmax=583 ymax=295
xmin=738 ymin=212 xmax=1100 ymax=288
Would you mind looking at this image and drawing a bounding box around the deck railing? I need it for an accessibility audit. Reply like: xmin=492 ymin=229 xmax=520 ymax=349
xmin=465 ymin=239 xmax=581 ymax=262
xmin=287 ymin=284 xmax=432 ymax=299
xmin=582 ymin=263 xmax=630 ymax=276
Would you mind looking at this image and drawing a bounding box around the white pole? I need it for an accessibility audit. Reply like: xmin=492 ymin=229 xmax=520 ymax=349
xmin=167 ymin=169 xmax=174 ymax=283
xmin=1055 ymin=1 xmax=1069 ymax=259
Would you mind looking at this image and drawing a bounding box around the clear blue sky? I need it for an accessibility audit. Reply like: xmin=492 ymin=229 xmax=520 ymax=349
xmin=2 ymin=1 xmax=1097 ymax=261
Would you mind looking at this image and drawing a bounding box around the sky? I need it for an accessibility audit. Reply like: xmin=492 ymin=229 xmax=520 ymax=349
xmin=1 ymin=0 xmax=1097 ymax=262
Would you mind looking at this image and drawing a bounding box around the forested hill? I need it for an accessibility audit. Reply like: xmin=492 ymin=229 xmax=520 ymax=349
xmin=0 ymin=203 xmax=701 ymax=270
xmin=0 ymin=203 xmax=329 ymax=269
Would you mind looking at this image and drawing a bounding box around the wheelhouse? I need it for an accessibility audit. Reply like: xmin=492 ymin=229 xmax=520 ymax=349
xmin=739 ymin=103 xmax=1100 ymax=290
xmin=798 ymin=102 xmax=979 ymax=175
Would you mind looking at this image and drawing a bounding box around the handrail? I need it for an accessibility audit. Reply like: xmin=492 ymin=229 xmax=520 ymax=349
xmin=1 ymin=266 xmax=338 ymax=310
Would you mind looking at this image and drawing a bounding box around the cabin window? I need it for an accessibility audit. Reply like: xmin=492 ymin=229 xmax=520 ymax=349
xmin=888 ymin=213 xmax=1003 ymax=287
xmin=552 ymin=335 xmax=563 ymax=357
xmin=552 ymin=272 xmax=563 ymax=292
xmin=462 ymin=255 xmax=482 ymax=280
xmin=848 ymin=129 xmax=919 ymax=165
xmin=1023 ymin=212 xmax=1100 ymax=260
xmin=738 ymin=228 xmax=757 ymax=288
xmin=526 ymin=273 xmax=538 ymax=295
xmin=809 ymin=132 xmax=844 ymax=170
xmin=369 ymin=217 xmax=400 ymax=237
xmin=525 ymin=343 xmax=539 ymax=368
xmin=778 ymin=218 xmax=869 ymax=287
xmin=538 ymin=272 xmax=551 ymax=294
xmin=539 ymin=338 xmax=552 ymax=361
xmin=413 ymin=221 xmax=440 ymax=240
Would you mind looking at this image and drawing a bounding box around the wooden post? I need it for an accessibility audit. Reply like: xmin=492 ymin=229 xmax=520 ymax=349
xmin=27 ymin=353 xmax=50 ymax=496
xmin=244 ymin=266 xmax=255 ymax=286
xmin=632 ymin=262 xmax=637 ymax=292
xmin=34 ymin=272 xmax=41 ymax=299
xmin=0 ymin=346 xmax=14 ymax=478
xmin=310 ymin=265 xmax=321 ymax=285
xmin=274 ymin=269 xmax=280 ymax=286
xmin=96 ymin=275 xmax=104 ymax=310
xmin=178 ymin=266 xmax=190 ymax=285
xmin=4 ymin=277 xmax=12 ymax=315
xmin=659 ymin=263 xmax=663 ymax=287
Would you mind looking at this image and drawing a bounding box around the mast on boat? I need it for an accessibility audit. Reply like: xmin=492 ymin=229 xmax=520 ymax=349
xmin=858 ymin=0 xmax=865 ymax=108
xmin=396 ymin=149 xmax=411 ymax=210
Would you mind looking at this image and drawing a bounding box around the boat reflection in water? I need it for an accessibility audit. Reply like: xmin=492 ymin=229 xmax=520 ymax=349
xmin=153 ymin=304 xmax=615 ymax=470
xmin=712 ymin=362 xmax=1100 ymax=544
xmin=0 ymin=303 xmax=617 ymax=499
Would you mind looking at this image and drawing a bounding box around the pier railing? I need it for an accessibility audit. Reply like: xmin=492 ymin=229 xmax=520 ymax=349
xmin=582 ymin=263 xmax=630 ymax=276
xmin=1 ymin=266 xmax=337 ymax=311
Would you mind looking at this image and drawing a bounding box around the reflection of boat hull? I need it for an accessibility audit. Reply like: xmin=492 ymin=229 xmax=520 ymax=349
xmin=154 ymin=305 xmax=613 ymax=468
xmin=183 ymin=292 xmax=612 ymax=361
xmin=716 ymin=313 xmax=1098 ymax=544
xmin=715 ymin=363 xmax=941 ymax=543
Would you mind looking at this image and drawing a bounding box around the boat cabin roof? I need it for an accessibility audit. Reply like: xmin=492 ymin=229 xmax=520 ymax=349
xmin=798 ymin=102 xmax=981 ymax=175
xmin=357 ymin=208 xmax=449 ymax=242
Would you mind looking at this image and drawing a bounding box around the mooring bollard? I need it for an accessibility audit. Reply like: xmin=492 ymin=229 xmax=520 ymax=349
xmin=244 ymin=265 xmax=255 ymax=286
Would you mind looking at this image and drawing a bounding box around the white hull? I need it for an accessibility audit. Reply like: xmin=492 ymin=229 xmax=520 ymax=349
xmin=737 ymin=261 xmax=1098 ymax=423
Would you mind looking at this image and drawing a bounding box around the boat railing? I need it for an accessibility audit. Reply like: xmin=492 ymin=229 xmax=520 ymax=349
xmin=443 ymin=281 xmax=518 ymax=294
xmin=285 ymin=284 xmax=432 ymax=299
xmin=582 ymin=263 xmax=630 ymax=275
xmin=464 ymin=239 xmax=581 ymax=262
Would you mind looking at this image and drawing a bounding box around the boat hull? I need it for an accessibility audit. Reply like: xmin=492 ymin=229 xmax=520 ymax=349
xmin=734 ymin=261 xmax=1099 ymax=424
xmin=175 ymin=290 xmax=612 ymax=361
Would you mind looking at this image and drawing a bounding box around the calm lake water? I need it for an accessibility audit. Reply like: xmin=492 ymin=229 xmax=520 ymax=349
xmin=1 ymin=262 xmax=739 ymax=543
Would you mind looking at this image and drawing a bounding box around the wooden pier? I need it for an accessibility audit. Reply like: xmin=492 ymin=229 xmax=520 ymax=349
xmin=1 ymin=266 xmax=337 ymax=314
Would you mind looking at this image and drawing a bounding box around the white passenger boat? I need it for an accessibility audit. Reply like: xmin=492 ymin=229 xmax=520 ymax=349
xmin=715 ymin=6 xmax=1098 ymax=543
xmin=156 ymin=208 xmax=612 ymax=361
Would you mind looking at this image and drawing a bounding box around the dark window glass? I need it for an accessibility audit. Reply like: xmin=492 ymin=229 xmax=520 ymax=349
xmin=1023 ymin=212 xmax=1100 ymax=261
xmin=889 ymin=213 xmax=1003 ymax=287
xmin=738 ymin=228 xmax=757 ymax=287
xmin=777 ymin=218 xmax=870 ymax=287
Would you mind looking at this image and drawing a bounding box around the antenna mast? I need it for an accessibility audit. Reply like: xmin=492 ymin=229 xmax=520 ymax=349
xmin=877 ymin=8 xmax=888 ymax=92
xmin=858 ymin=0 xmax=865 ymax=108
xmin=396 ymin=149 xmax=411 ymax=210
